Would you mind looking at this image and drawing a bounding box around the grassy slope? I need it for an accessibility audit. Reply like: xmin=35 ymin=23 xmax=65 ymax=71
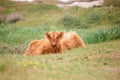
xmin=0 ymin=25 xmax=119 ymax=55
xmin=0 ymin=40 xmax=120 ymax=80
xmin=0 ymin=1 xmax=120 ymax=80
xmin=1 ymin=0 xmax=120 ymax=27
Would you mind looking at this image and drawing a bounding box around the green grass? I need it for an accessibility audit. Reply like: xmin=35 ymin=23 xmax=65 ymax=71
xmin=0 ymin=24 xmax=120 ymax=54
xmin=0 ymin=24 xmax=120 ymax=44
xmin=82 ymin=25 xmax=120 ymax=44
xmin=0 ymin=40 xmax=120 ymax=80
xmin=1 ymin=0 xmax=120 ymax=27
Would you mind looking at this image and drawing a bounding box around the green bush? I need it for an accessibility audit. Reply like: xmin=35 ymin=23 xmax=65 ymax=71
xmin=84 ymin=25 xmax=120 ymax=44
xmin=104 ymin=0 xmax=120 ymax=7
xmin=85 ymin=13 xmax=100 ymax=24
xmin=78 ymin=23 xmax=89 ymax=29
xmin=59 ymin=15 xmax=80 ymax=28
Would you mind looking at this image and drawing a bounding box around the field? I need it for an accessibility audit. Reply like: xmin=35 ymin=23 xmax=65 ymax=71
xmin=0 ymin=0 xmax=120 ymax=80
xmin=0 ymin=40 xmax=120 ymax=80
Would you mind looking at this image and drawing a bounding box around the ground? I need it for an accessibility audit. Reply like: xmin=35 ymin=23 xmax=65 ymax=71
xmin=0 ymin=40 xmax=120 ymax=80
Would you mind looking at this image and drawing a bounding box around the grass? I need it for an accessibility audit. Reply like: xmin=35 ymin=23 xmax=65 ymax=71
xmin=1 ymin=0 xmax=120 ymax=27
xmin=0 ymin=24 xmax=120 ymax=45
xmin=82 ymin=25 xmax=120 ymax=44
xmin=0 ymin=40 xmax=120 ymax=80
xmin=0 ymin=0 xmax=120 ymax=80
xmin=104 ymin=0 xmax=120 ymax=7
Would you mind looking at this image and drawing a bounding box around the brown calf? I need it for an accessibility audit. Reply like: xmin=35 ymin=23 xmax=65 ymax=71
xmin=61 ymin=31 xmax=85 ymax=51
xmin=25 ymin=31 xmax=64 ymax=55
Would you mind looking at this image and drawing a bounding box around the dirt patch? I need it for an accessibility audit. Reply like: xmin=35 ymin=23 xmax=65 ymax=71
xmin=104 ymin=67 xmax=120 ymax=72
xmin=99 ymin=53 xmax=120 ymax=59
xmin=89 ymin=53 xmax=120 ymax=59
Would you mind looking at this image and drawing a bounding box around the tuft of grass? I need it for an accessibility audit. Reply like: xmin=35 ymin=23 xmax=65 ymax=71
xmin=85 ymin=12 xmax=100 ymax=24
xmin=58 ymin=14 xmax=90 ymax=29
xmin=58 ymin=14 xmax=80 ymax=28
xmin=84 ymin=25 xmax=120 ymax=44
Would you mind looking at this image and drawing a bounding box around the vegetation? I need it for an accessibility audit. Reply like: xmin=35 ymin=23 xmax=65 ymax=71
xmin=0 ymin=0 xmax=120 ymax=80
xmin=58 ymin=14 xmax=80 ymax=28
xmin=83 ymin=26 xmax=120 ymax=44
xmin=0 ymin=40 xmax=120 ymax=80
xmin=104 ymin=0 xmax=120 ymax=7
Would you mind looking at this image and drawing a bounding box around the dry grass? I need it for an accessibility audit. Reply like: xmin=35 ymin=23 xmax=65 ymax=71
xmin=0 ymin=40 xmax=120 ymax=80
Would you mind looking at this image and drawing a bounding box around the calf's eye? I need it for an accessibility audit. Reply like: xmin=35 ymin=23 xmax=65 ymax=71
xmin=56 ymin=37 xmax=59 ymax=39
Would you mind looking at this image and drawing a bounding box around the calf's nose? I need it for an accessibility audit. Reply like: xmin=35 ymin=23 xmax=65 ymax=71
xmin=51 ymin=42 xmax=56 ymax=47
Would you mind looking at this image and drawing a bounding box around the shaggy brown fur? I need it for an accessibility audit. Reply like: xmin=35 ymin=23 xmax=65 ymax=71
xmin=25 ymin=31 xmax=85 ymax=55
xmin=25 ymin=31 xmax=64 ymax=55
xmin=61 ymin=31 xmax=85 ymax=51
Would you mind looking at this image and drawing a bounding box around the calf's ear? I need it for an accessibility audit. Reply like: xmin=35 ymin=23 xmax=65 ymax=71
xmin=44 ymin=32 xmax=50 ymax=38
xmin=59 ymin=31 xmax=64 ymax=38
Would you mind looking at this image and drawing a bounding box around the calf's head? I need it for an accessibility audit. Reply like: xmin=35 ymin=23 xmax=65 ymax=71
xmin=45 ymin=31 xmax=64 ymax=47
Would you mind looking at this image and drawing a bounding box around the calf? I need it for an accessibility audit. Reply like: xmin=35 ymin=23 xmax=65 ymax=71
xmin=25 ymin=31 xmax=64 ymax=55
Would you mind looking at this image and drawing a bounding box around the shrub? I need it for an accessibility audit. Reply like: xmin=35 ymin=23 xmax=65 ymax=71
xmin=85 ymin=13 xmax=100 ymax=24
xmin=59 ymin=15 xmax=80 ymax=28
xmin=78 ymin=23 xmax=89 ymax=29
xmin=84 ymin=25 xmax=120 ymax=44
xmin=6 ymin=12 xmax=23 ymax=23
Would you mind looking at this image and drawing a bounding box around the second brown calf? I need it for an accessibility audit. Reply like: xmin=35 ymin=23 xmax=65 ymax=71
xmin=61 ymin=31 xmax=85 ymax=51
